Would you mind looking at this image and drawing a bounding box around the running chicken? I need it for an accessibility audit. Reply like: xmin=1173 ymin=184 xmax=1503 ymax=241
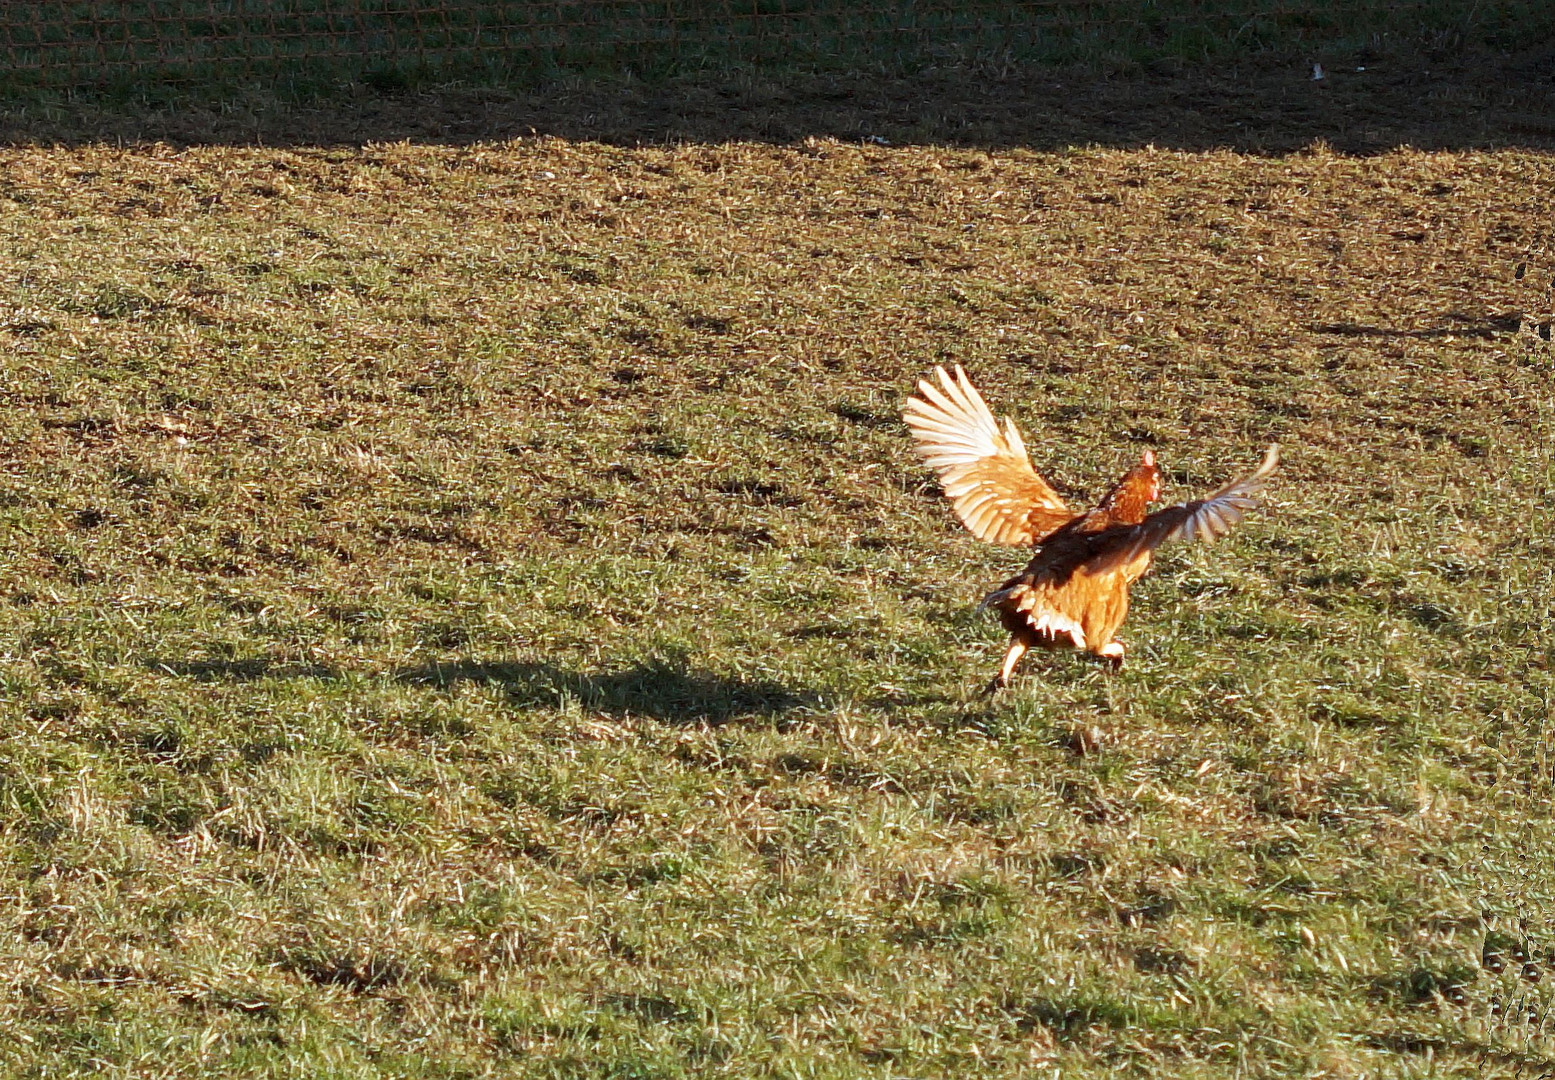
xmin=902 ymin=366 xmax=1277 ymax=691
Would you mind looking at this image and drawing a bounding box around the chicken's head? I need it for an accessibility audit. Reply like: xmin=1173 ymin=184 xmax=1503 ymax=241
xmin=1098 ymin=448 xmax=1162 ymax=525
xmin=1135 ymin=449 xmax=1163 ymax=503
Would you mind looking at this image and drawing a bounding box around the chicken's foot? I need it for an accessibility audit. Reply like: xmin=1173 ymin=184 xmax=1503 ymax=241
xmin=1098 ymin=641 xmax=1125 ymax=672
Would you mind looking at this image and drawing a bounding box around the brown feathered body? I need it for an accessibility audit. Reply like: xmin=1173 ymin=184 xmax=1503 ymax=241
xmin=901 ymin=365 xmax=1277 ymax=689
xmin=989 ymin=460 xmax=1160 ymax=664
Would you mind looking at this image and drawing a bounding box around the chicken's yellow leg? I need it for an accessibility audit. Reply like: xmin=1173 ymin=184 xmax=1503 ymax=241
xmin=985 ymin=639 xmax=1029 ymax=695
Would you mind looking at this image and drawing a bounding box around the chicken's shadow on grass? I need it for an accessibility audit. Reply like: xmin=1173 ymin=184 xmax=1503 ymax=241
xmin=395 ymin=657 xmax=811 ymax=726
xmin=145 ymin=658 xmax=339 ymax=682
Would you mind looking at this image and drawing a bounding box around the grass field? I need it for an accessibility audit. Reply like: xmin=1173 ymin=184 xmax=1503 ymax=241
xmin=6 ymin=0 xmax=1548 ymax=100
xmin=0 ymin=100 xmax=1553 ymax=1077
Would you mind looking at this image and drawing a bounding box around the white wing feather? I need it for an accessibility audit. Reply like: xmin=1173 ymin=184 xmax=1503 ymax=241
xmin=902 ymin=365 xmax=1070 ymax=547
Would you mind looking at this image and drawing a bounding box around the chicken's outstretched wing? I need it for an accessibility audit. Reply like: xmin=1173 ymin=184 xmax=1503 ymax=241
xmin=902 ymin=365 xmax=1072 ymax=546
xmin=1093 ymin=444 xmax=1279 ymax=570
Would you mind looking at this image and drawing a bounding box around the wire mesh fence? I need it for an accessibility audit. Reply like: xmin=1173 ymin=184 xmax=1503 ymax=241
xmin=0 ymin=1 xmax=1544 ymax=93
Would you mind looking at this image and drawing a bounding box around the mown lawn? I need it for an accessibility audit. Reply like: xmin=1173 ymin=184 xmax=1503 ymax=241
xmin=0 ymin=123 xmax=1552 ymax=1077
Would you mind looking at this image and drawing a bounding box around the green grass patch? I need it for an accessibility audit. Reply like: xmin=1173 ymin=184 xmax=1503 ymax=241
xmin=3 ymin=0 xmax=1553 ymax=106
xmin=0 ymin=135 xmax=1551 ymax=1075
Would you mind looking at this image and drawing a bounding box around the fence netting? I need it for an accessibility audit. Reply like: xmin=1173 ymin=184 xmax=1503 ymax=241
xmin=0 ymin=1 xmax=1543 ymax=91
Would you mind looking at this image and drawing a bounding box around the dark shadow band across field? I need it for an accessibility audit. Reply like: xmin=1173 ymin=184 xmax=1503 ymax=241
xmin=4 ymin=45 xmax=1553 ymax=153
